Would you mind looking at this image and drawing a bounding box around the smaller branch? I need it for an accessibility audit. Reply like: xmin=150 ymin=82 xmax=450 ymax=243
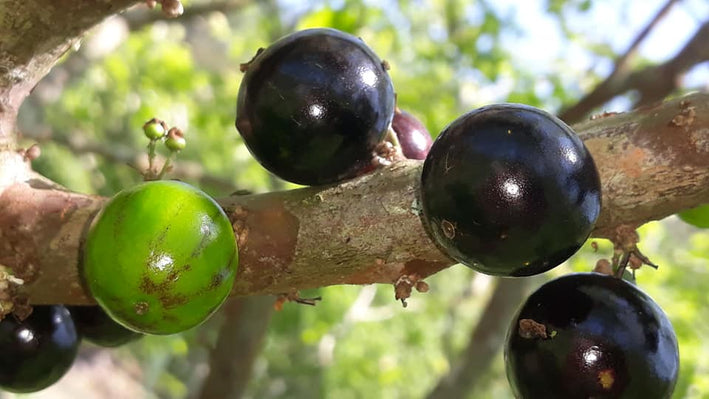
xmin=609 ymin=0 xmax=679 ymax=79
xmin=632 ymin=21 xmax=709 ymax=107
xmin=561 ymin=20 xmax=709 ymax=124
xmin=611 ymin=0 xmax=679 ymax=77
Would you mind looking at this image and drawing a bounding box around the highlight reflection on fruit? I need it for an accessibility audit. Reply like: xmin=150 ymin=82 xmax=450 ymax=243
xmin=505 ymin=273 xmax=679 ymax=398
xmin=0 ymin=306 xmax=79 ymax=393
xmin=236 ymin=28 xmax=395 ymax=185
xmin=420 ymin=104 xmax=601 ymax=276
xmin=83 ymin=180 xmax=238 ymax=335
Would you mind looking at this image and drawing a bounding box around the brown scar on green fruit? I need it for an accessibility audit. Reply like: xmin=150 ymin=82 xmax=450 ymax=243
xmin=138 ymin=272 xmax=192 ymax=310
xmin=208 ymin=270 xmax=226 ymax=290
xmin=159 ymin=292 xmax=188 ymax=310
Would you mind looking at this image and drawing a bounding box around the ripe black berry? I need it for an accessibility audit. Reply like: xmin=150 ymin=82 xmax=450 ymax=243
xmin=505 ymin=273 xmax=679 ymax=398
xmin=236 ymin=28 xmax=395 ymax=185
xmin=0 ymin=306 xmax=79 ymax=393
xmin=420 ymin=104 xmax=601 ymax=276
xmin=391 ymin=108 xmax=432 ymax=160
xmin=69 ymin=306 xmax=141 ymax=347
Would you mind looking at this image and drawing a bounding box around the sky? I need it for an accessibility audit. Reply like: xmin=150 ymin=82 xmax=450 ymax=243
xmin=491 ymin=0 xmax=708 ymax=86
xmin=277 ymin=0 xmax=708 ymax=112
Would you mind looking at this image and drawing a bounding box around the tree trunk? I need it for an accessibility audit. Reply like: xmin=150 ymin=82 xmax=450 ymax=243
xmin=198 ymin=296 xmax=275 ymax=399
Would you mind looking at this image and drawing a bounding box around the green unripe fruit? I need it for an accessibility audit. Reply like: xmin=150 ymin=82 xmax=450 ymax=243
xmin=143 ymin=119 xmax=166 ymax=140
xmin=678 ymin=203 xmax=709 ymax=228
xmin=83 ymin=180 xmax=238 ymax=335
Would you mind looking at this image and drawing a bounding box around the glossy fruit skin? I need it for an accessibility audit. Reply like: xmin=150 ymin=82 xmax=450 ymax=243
xmin=236 ymin=28 xmax=395 ymax=185
xmin=0 ymin=306 xmax=79 ymax=393
xmin=678 ymin=203 xmax=709 ymax=228
xmin=391 ymin=109 xmax=433 ymax=160
xmin=83 ymin=180 xmax=238 ymax=335
xmin=68 ymin=306 xmax=142 ymax=347
xmin=505 ymin=273 xmax=679 ymax=399
xmin=420 ymin=104 xmax=601 ymax=276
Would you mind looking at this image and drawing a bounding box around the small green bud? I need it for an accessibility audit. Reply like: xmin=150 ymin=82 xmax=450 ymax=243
xmin=143 ymin=118 xmax=167 ymax=140
xmin=165 ymin=127 xmax=186 ymax=151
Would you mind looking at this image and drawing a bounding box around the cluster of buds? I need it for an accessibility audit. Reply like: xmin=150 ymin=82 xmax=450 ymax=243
xmin=142 ymin=118 xmax=187 ymax=180
xmin=142 ymin=118 xmax=186 ymax=152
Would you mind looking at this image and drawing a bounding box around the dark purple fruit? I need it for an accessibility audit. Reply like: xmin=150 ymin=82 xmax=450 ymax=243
xmin=236 ymin=28 xmax=395 ymax=185
xmin=69 ymin=306 xmax=141 ymax=348
xmin=505 ymin=273 xmax=679 ymax=398
xmin=0 ymin=306 xmax=79 ymax=393
xmin=420 ymin=104 xmax=601 ymax=276
xmin=391 ymin=108 xmax=432 ymax=160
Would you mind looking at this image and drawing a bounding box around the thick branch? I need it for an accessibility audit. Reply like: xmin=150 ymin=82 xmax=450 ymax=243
xmin=0 ymin=0 xmax=141 ymax=148
xmin=560 ymin=20 xmax=709 ymax=124
xmin=0 ymin=92 xmax=708 ymax=304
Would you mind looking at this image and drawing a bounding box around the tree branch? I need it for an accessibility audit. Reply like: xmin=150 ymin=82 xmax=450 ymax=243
xmin=0 ymin=0 xmax=141 ymax=148
xmin=611 ymin=0 xmax=679 ymax=78
xmin=124 ymin=0 xmax=251 ymax=31
xmin=0 ymin=92 xmax=707 ymax=304
xmin=560 ymin=20 xmax=709 ymax=124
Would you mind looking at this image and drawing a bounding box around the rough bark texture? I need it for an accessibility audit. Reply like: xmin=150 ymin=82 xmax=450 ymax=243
xmin=0 ymin=0 xmax=140 ymax=148
xmin=0 ymin=92 xmax=707 ymax=304
xmin=580 ymin=94 xmax=709 ymax=236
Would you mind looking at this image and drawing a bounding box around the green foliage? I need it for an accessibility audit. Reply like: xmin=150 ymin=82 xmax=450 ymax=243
xmin=678 ymin=204 xmax=709 ymax=229
xmin=15 ymin=0 xmax=709 ymax=398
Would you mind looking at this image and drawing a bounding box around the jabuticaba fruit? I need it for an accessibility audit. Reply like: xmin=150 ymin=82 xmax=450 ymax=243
xmin=420 ymin=104 xmax=601 ymax=276
xmin=69 ymin=306 xmax=142 ymax=347
xmin=505 ymin=273 xmax=679 ymax=398
xmin=0 ymin=306 xmax=79 ymax=393
xmin=236 ymin=28 xmax=395 ymax=185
